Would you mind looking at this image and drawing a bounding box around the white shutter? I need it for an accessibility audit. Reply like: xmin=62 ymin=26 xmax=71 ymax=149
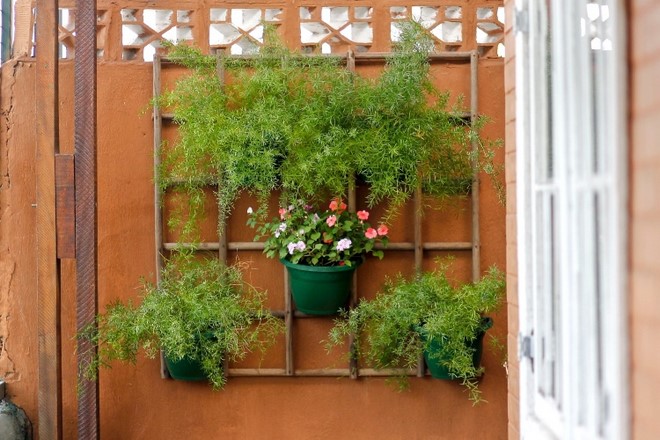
xmin=516 ymin=1 xmax=627 ymax=439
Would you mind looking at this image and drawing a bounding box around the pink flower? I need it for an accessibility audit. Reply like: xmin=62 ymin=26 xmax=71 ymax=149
xmin=365 ymin=228 xmax=377 ymax=239
xmin=279 ymin=208 xmax=287 ymax=220
xmin=357 ymin=210 xmax=369 ymax=221
xmin=329 ymin=198 xmax=347 ymax=212
xmin=326 ymin=215 xmax=337 ymax=227
xmin=377 ymin=224 xmax=389 ymax=236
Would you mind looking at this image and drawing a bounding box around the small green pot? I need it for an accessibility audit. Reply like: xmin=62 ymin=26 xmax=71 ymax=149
xmin=281 ymin=258 xmax=361 ymax=315
xmin=164 ymin=331 xmax=218 ymax=382
xmin=164 ymin=353 xmax=208 ymax=381
xmin=423 ymin=317 xmax=493 ymax=380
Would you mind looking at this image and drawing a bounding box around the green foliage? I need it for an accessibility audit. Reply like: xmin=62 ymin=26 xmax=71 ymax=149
xmin=158 ymin=22 xmax=491 ymax=238
xmin=326 ymin=260 xmax=505 ymax=403
xmin=79 ymin=254 xmax=283 ymax=389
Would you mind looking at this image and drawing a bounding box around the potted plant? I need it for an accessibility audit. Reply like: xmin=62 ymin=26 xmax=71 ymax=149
xmin=247 ymin=198 xmax=389 ymax=315
xmin=326 ymin=260 xmax=505 ymax=402
xmin=158 ymin=22 xmax=489 ymax=240
xmin=79 ymin=254 xmax=283 ymax=389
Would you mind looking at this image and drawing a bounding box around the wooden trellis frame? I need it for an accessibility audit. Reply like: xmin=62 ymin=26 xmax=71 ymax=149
xmin=152 ymin=50 xmax=481 ymax=380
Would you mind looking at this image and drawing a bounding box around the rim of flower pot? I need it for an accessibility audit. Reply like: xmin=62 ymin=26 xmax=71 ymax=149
xmin=279 ymin=258 xmax=363 ymax=272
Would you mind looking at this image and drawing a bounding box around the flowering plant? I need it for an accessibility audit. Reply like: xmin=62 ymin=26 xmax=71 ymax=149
xmin=248 ymin=199 xmax=389 ymax=267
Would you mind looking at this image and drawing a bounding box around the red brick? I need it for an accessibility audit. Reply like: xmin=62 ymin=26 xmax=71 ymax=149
xmin=507 ymin=391 xmax=520 ymax=435
xmin=508 ymin=422 xmax=520 ymax=440
xmin=631 ymin=218 xmax=660 ymax=271
xmin=632 ymin=166 xmax=660 ymax=218
xmin=505 ymin=88 xmax=516 ymax=124
xmin=631 ymin=54 xmax=660 ymax=115
xmin=632 ymin=361 xmax=660 ymax=439
xmin=630 ymin=272 xmax=660 ymax=324
xmin=507 ymin=300 xmax=519 ymax=336
xmin=631 ymin=2 xmax=660 ymax=65
xmin=631 ymin=113 xmax=660 ymax=166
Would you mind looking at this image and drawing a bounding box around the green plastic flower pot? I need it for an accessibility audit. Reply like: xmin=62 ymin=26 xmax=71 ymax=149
xmin=164 ymin=354 xmax=207 ymax=381
xmin=281 ymin=259 xmax=361 ymax=315
xmin=164 ymin=331 xmax=218 ymax=382
xmin=423 ymin=317 xmax=493 ymax=380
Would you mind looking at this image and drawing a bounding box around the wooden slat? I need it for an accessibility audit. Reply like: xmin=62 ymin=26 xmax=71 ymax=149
xmin=225 ymin=368 xmax=419 ymax=377
xmin=55 ymin=154 xmax=75 ymax=259
xmin=162 ymin=241 xmax=473 ymax=252
xmin=470 ymin=50 xmax=481 ymax=283
xmin=35 ymin=0 xmax=62 ymax=437
xmin=414 ymin=184 xmax=426 ymax=378
xmin=164 ymin=51 xmax=473 ymax=64
xmin=152 ymin=55 xmax=170 ymax=380
xmin=284 ymin=266 xmax=293 ymax=376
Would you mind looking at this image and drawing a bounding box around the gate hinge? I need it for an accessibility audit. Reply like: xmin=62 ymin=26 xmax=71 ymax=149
xmin=515 ymin=6 xmax=529 ymax=34
xmin=519 ymin=333 xmax=534 ymax=361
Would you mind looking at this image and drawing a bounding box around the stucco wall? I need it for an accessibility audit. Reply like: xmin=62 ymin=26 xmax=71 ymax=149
xmin=1 ymin=53 xmax=506 ymax=439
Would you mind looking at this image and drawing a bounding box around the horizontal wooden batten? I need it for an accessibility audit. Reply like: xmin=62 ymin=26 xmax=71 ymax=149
xmin=224 ymin=368 xmax=420 ymax=378
xmin=158 ymin=111 xmax=472 ymax=123
xmin=161 ymin=51 xmax=474 ymax=66
xmin=163 ymin=241 xmax=473 ymax=252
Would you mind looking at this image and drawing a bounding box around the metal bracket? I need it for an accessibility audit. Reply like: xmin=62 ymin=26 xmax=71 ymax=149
xmin=519 ymin=333 xmax=534 ymax=361
xmin=515 ymin=6 xmax=529 ymax=35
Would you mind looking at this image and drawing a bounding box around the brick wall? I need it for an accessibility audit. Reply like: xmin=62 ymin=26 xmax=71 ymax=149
xmin=630 ymin=1 xmax=660 ymax=438
xmin=502 ymin=1 xmax=518 ymax=439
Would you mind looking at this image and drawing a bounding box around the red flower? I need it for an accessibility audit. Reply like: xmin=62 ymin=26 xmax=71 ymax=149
xmin=326 ymin=215 xmax=337 ymax=227
xmin=329 ymin=198 xmax=347 ymax=212
xmin=279 ymin=208 xmax=287 ymax=220
xmin=377 ymin=224 xmax=389 ymax=236
xmin=357 ymin=210 xmax=369 ymax=221
xmin=365 ymin=228 xmax=377 ymax=239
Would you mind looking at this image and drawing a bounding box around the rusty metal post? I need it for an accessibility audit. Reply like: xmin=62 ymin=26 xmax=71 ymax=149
xmin=75 ymin=0 xmax=99 ymax=438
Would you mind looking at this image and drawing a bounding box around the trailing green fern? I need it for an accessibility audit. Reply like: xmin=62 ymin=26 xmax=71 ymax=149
xmin=159 ymin=22 xmax=493 ymax=240
xmin=327 ymin=260 xmax=505 ymax=403
xmin=79 ymin=254 xmax=283 ymax=389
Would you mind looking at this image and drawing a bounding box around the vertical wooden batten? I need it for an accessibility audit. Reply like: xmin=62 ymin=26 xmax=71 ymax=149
xmin=152 ymin=54 xmax=170 ymax=380
xmin=36 ymin=0 xmax=62 ymax=438
xmin=74 ymin=0 xmax=99 ymax=438
xmin=470 ymin=50 xmax=481 ymax=283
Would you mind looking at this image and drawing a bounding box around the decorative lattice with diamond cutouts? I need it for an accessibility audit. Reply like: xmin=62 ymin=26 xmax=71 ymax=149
xmin=121 ymin=9 xmax=194 ymax=61
xmin=57 ymin=8 xmax=110 ymax=60
xmin=33 ymin=1 xmax=505 ymax=61
xmin=390 ymin=5 xmax=464 ymax=51
xmin=209 ymin=7 xmax=284 ymax=55
xmin=299 ymin=6 xmax=374 ymax=54
xmin=475 ymin=6 xmax=505 ymax=57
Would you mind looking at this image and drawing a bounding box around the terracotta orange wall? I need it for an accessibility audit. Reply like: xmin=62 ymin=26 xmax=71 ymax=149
xmin=0 ymin=59 xmax=39 ymax=429
xmin=629 ymin=1 xmax=660 ymax=438
xmin=1 ymin=52 xmax=506 ymax=440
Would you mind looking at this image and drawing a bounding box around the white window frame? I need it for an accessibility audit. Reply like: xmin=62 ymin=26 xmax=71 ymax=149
xmin=515 ymin=1 xmax=628 ymax=439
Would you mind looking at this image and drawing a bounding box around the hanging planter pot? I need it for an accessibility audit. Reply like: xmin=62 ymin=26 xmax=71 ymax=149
xmin=423 ymin=317 xmax=494 ymax=380
xmin=281 ymin=259 xmax=361 ymax=315
xmin=164 ymin=330 xmax=220 ymax=382
xmin=164 ymin=353 xmax=209 ymax=381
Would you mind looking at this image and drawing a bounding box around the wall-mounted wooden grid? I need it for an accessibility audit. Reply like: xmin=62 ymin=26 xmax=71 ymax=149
xmin=152 ymin=50 xmax=481 ymax=380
